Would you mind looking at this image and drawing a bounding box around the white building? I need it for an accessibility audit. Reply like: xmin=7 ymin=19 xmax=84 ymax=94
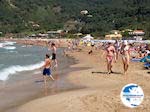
xmin=131 ymin=30 xmax=145 ymax=41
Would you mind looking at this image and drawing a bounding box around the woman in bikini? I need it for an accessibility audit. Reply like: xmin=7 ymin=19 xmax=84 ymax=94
xmin=120 ymin=41 xmax=130 ymax=75
xmin=105 ymin=42 xmax=117 ymax=74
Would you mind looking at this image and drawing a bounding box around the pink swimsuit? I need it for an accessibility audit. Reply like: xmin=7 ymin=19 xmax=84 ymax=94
xmin=106 ymin=46 xmax=115 ymax=62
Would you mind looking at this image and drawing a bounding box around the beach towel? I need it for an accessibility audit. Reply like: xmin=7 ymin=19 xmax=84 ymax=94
xmin=140 ymin=56 xmax=150 ymax=62
xmin=131 ymin=58 xmax=141 ymax=62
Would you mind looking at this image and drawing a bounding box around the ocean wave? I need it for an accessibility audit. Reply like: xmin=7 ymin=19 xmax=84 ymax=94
xmin=0 ymin=44 xmax=3 ymax=48
xmin=0 ymin=61 xmax=44 ymax=81
xmin=0 ymin=41 xmax=16 ymax=49
xmin=3 ymin=46 xmax=16 ymax=50
xmin=4 ymin=41 xmax=16 ymax=45
xmin=21 ymin=45 xmax=26 ymax=48
xmin=0 ymin=41 xmax=16 ymax=46
xmin=23 ymin=54 xmax=31 ymax=57
xmin=0 ymin=64 xmax=4 ymax=68
xmin=9 ymin=51 xmax=18 ymax=53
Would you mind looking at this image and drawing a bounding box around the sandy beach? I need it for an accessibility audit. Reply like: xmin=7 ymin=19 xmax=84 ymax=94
xmin=1 ymin=0 xmax=150 ymax=111
xmin=16 ymin=46 xmax=150 ymax=112
xmin=0 ymin=39 xmax=83 ymax=112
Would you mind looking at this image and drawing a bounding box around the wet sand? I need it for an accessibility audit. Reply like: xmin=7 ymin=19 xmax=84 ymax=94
xmin=0 ymin=44 xmax=88 ymax=112
xmin=17 ymin=47 xmax=150 ymax=112
xmin=0 ymin=53 xmax=89 ymax=112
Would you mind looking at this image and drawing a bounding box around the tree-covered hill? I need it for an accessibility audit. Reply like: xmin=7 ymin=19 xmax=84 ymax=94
xmin=0 ymin=0 xmax=150 ymax=37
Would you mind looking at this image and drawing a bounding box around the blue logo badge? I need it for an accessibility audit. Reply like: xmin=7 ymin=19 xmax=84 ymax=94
xmin=120 ymin=83 xmax=144 ymax=108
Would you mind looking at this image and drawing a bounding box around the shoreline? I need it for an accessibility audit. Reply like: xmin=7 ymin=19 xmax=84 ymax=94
xmin=0 ymin=39 xmax=86 ymax=112
xmin=17 ymin=46 xmax=150 ymax=112
xmin=0 ymin=38 xmax=71 ymax=48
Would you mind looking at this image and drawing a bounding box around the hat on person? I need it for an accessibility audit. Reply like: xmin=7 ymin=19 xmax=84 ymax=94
xmin=123 ymin=40 xmax=128 ymax=45
xmin=146 ymin=50 xmax=150 ymax=54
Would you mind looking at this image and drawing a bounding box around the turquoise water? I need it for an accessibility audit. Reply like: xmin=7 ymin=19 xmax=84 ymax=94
xmin=0 ymin=41 xmax=86 ymax=112
xmin=0 ymin=41 xmax=52 ymax=81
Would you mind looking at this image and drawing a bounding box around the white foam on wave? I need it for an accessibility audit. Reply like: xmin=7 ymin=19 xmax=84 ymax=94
xmin=0 ymin=41 xmax=16 ymax=46
xmin=23 ymin=54 xmax=31 ymax=57
xmin=0 ymin=41 xmax=16 ymax=50
xmin=0 ymin=44 xmax=3 ymax=48
xmin=3 ymin=46 xmax=16 ymax=50
xmin=9 ymin=51 xmax=18 ymax=53
xmin=3 ymin=41 xmax=16 ymax=46
xmin=0 ymin=61 xmax=44 ymax=81
xmin=21 ymin=45 xmax=26 ymax=48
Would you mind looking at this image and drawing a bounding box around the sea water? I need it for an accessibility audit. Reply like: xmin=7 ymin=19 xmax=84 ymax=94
xmin=0 ymin=41 xmax=84 ymax=112
xmin=0 ymin=41 xmax=50 ymax=81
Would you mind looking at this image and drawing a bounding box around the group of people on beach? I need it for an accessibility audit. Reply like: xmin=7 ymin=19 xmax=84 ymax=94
xmin=79 ymin=39 xmax=150 ymax=75
xmin=103 ymin=40 xmax=150 ymax=75
xmin=40 ymin=39 xmax=150 ymax=92
xmin=40 ymin=42 xmax=58 ymax=86
xmin=104 ymin=40 xmax=130 ymax=75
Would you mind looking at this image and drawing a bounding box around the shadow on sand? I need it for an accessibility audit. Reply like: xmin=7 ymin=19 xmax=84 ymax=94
xmin=91 ymin=71 xmax=122 ymax=75
xmin=35 ymin=80 xmax=44 ymax=83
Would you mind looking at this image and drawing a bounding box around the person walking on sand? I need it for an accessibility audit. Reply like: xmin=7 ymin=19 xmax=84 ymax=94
xmin=104 ymin=42 xmax=117 ymax=74
xmin=51 ymin=43 xmax=58 ymax=68
xmin=120 ymin=40 xmax=130 ymax=76
xmin=114 ymin=40 xmax=120 ymax=60
xmin=41 ymin=54 xmax=55 ymax=82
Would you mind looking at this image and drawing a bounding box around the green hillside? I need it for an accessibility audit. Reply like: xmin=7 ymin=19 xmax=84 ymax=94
xmin=0 ymin=0 xmax=150 ymax=37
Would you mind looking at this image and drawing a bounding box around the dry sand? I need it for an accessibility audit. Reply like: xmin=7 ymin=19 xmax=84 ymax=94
xmin=17 ymin=47 xmax=150 ymax=112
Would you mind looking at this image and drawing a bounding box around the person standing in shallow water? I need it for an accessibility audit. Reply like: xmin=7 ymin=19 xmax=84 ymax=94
xmin=42 ymin=54 xmax=54 ymax=82
xmin=51 ymin=43 xmax=58 ymax=68
xmin=41 ymin=54 xmax=55 ymax=81
xmin=41 ymin=54 xmax=54 ymax=95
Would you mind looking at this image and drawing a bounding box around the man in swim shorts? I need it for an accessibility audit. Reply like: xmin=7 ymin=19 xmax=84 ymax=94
xmin=42 ymin=54 xmax=55 ymax=83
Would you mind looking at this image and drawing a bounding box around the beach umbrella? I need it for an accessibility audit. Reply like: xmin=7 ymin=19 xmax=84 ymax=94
xmin=82 ymin=34 xmax=94 ymax=41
